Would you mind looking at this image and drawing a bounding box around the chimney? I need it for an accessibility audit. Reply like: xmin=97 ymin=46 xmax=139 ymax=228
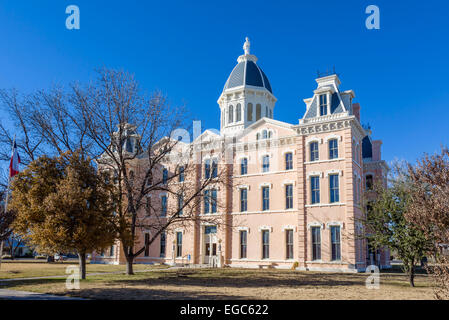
xmin=352 ymin=103 xmax=361 ymax=122
xmin=372 ymin=140 xmax=382 ymax=161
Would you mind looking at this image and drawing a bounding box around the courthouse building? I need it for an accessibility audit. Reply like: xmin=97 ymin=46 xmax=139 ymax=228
xmin=92 ymin=38 xmax=389 ymax=272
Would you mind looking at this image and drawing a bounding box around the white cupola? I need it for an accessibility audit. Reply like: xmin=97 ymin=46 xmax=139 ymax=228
xmin=218 ymin=37 xmax=277 ymax=136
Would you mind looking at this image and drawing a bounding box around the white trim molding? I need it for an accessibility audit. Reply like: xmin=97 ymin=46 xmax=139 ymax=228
xmin=282 ymin=179 xmax=296 ymax=186
xmin=326 ymin=169 xmax=343 ymax=177
xmin=307 ymin=171 xmax=323 ymax=178
xmin=258 ymin=182 xmax=273 ymax=189
xmin=307 ymin=222 xmax=324 ymax=230
xmin=326 ymin=221 xmax=344 ymax=229
xmin=325 ymin=134 xmax=342 ymax=142
xmin=237 ymin=226 xmax=250 ymax=233
xmin=282 ymin=149 xmax=296 ymax=155
xmin=282 ymin=225 xmax=297 ymax=232
xmin=258 ymin=226 xmax=273 ymax=232
xmin=306 ymin=136 xmax=323 ymax=145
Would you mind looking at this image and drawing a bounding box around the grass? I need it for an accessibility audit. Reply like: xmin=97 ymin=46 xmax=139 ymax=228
xmin=0 ymin=261 xmax=167 ymax=279
xmin=0 ymin=265 xmax=437 ymax=300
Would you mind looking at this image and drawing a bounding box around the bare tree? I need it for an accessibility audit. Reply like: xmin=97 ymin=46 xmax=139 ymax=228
xmin=1 ymin=68 xmax=230 ymax=275
xmin=71 ymin=68 xmax=229 ymax=274
xmin=407 ymin=147 xmax=449 ymax=299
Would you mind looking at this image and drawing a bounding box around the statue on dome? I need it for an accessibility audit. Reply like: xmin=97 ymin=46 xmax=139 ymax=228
xmin=243 ymin=37 xmax=250 ymax=55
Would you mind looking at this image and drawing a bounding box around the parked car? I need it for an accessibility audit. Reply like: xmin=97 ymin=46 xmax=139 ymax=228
xmin=54 ymin=253 xmax=67 ymax=262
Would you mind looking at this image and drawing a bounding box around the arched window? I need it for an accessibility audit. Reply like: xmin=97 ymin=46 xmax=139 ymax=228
xmin=365 ymin=174 xmax=374 ymax=190
xmin=228 ymin=105 xmax=234 ymax=124
xmin=268 ymin=131 xmax=272 ymax=139
xmin=256 ymin=133 xmax=260 ymax=140
xmin=270 ymin=109 xmax=273 ymax=118
xmin=236 ymin=104 xmax=242 ymax=122
xmin=125 ymin=138 xmax=133 ymax=153
xmin=256 ymin=104 xmax=261 ymax=120
xmin=262 ymin=155 xmax=270 ymax=172
xmin=247 ymin=103 xmax=253 ymax=121
xmin=262 ymin=130 xmax=268 ymax=139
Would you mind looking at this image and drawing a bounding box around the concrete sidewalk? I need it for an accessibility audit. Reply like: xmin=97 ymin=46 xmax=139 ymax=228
xmin=0 ymin=289 xmax=84 ymax=300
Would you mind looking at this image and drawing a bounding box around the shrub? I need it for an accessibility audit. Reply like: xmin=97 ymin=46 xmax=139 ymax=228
xmin=291 ymin=261 xmax=299 ymax=270
xmin=1 ymin=254 xmax=12 ymax=260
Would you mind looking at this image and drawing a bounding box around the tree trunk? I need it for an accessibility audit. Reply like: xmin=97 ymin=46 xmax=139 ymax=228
xmin=0 ymin=241 xmax=4 ymax=270
xmin=9 ymin=244 xmax=14 ymax=260
xmin=78 ymin=252 xmax=87 ymax=280
xmin=126 ymin=255 xmax=134 ymax=275
xmin=409 ymin=265 xmax=415 ymax=287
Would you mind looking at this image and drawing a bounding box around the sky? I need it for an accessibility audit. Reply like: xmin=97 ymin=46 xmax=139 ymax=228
xmin=0 ymin=0 xmax=448 ymax=166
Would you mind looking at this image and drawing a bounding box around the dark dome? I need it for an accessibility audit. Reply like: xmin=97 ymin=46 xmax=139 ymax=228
xmin=224 ymin=60 xmax=273 ymax=94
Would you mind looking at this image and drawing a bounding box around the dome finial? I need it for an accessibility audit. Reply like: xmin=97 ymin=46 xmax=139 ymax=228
xmin=243 ymin=37 xmax=250 ymax=55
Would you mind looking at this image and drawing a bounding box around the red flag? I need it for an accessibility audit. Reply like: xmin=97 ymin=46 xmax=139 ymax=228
xmin=9 ymin=140 xmax=20 ymax=178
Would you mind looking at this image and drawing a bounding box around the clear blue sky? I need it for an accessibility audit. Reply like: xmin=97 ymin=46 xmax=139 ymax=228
xmin=1 ymin=0 xmax=448 ymax=165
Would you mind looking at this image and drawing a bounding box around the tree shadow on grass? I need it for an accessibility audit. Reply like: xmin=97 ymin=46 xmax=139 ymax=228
xmin=104 ymin=269 xmax=364 ymax=290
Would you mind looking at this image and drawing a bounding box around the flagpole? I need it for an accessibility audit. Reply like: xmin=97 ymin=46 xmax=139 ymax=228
xmin=0 ymin=136 xmax=15 ymax=269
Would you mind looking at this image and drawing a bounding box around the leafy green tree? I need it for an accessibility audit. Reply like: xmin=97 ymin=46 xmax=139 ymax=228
xmin=10 ymin=151 xmax=116 ymax=279
xmin=364 ymin=163 xmax=432 ymax=287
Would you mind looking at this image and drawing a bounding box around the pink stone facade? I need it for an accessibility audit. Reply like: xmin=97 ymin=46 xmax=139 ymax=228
xmin=92 ymin=42 xmax=389 ymax=272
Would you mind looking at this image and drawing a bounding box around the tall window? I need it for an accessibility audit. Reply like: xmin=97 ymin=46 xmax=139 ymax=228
xmin=262 ymin=186 xmax=270 ymax=211
xmin=125 ymin=138 xmax=134 ymax=153
xmin=160 ymin=232 xmax=166 ymax=258
xmin=247 ymin=103 xmax=253 ymax=121
xmin=256 ymin=104 xmax=261 ymax=120
xmin=269 ymin=109 xmax=273 ymax=118
xmin=162 ymin=168 xmax=168 ymax=184
xmin=265 ymin=106 xmax=268 ymax=117
xmin=262 ymin=230 xmax=269 ymax=259
xmin=262 ymin=155 xmax=270 ymax=172
xmin=319 ymin=94 xmax=328 ymax=116
xmin=109 ymin=245 xmax=114 ymax=257
xmin=331 ymin=226 xmax=341 ymax=261
xmin=311 ymin=227 xmax=321 ymax=260
xmin=176 ymin=232 xmax=182 ymax=257
xmin=177 ymin=193 xmax=183 ymax=216
xmin=204 ymin=190 xmax=210 ymax=214
xmin=240 ymin=230 xmax=247 ymax=259
xmin=286 ymin=184 xmax=293 ymax=209
xmin=236 ymin=104 xmax=242 ymax=122
xmin=262 ymin=130 xmax=268 ymax=139
xmin=228 ymin=105 xmax=234 ymax=123
xmin=366 ymin=174 xmax=374 ymax=190
xmin=178 ymin=166 xmax=185 ymax=182
xmin=310 ymin=142 xmax=319 ymax=161
xmin=240 ymin=158 xmax=248 ymax=175
xmin=144 ymin=233 xmax=150 ymax=257
xmin=285 ymin=152 xmax=293 ymax=170
xmin=240 ymin=188 xmax=248 ymax=212
xmin=211 ymin=159 xmax=218 ymax=178
xmin=329 ymin=139 xmax=338 ymax=159
xmin=311 ymin=176 xmax=320 ymax=204
xmin=211 ymin=189 xmax=217 ymax=213
xmin=286 ymin=230 xmax=294 ymax=259
xmin=204 ymin=159 xmax=211 ymax=179
xmin=161 ymin=195 xmax=167 ymax=217
xmin=329 ymin=174 xmax=340 ymax=203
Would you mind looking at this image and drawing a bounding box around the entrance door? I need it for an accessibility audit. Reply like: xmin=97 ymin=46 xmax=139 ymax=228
xmin=204 ymin=226 xmax=217 ymax=264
